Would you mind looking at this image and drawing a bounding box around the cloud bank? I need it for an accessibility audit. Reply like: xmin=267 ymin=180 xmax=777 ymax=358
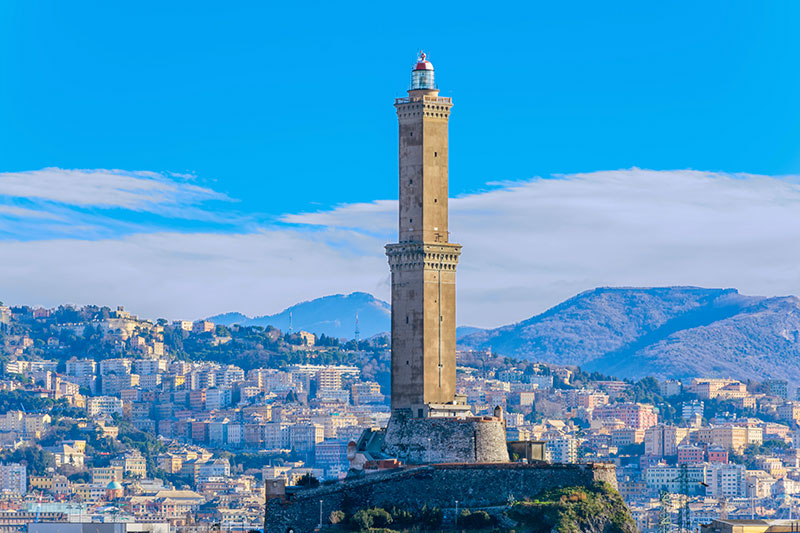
xmin=0 ymin=168 xmax=237 ymax=240
xmin=2 ymin=167 xmax=800 ymax=328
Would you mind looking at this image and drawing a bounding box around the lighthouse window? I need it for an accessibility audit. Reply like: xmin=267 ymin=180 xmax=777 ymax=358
xmin=434 ymin=152 xmax=438 ymax=157
xmin=434 ymin=198 xmax=438 ymax=203
xmin=410 ymin=132 xmax=413 ymax=136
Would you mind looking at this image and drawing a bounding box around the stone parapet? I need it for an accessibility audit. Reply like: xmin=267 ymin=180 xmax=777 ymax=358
xmin=385 ymin=242 xmax=461 ymax=270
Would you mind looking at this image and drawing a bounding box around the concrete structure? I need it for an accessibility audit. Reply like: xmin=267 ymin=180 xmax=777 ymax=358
xmin=387 ymin=52 xmax=461 ymax=414
xmin=86 ymin=396 xmax=123 ymax=417
xmin=0 ymin=463 xmax=26 ymax=494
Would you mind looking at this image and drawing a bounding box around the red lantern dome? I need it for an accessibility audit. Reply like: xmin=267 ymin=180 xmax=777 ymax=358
xmin=414 ymin=52 xmax=434 ymax=71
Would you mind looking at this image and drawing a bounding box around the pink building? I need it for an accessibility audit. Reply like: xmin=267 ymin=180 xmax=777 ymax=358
xmin=593 ymin=403 xmax=658 ymax=430
xmin=708 ymin=446 xmax=728 ymax=464
xmin=677 ymin=444 xmax=704 ymax=465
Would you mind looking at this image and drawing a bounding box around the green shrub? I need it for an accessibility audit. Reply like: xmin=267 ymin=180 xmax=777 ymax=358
xmin=506 ymin=482 xmax=636 ymax=533
xmin=418 ymin=505 xmax=443 ymax=529
xmin=296 ymin=473 xmax=319 ymax=488
xmin=352 ymin=508 xmax=392 ymax=531
xmin=370 ymin=508 xmax=393 ymax=528
xmin=459 ymin=509 xmax=494 ymax=529
xmin=389 ymin=507 xmax=415 ymax=528
xmin=352 ymin=509 xmax=373 ymax=530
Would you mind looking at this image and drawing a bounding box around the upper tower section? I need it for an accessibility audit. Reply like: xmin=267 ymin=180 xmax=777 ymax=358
xmin=394 ymin=52 xmax=453 ymax=244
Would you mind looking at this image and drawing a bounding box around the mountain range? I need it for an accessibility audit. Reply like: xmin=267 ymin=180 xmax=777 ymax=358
xmin=459 ymin=286 xmax=800 ymax=382
xmin=210 ymin=286 xmax=800 ymax=382
xmin=207 ymin=292 xmax=390 ymax=339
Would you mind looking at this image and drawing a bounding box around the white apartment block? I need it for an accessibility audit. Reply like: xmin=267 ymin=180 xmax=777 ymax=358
xmin=99 ymin=358 xmax=132 ymax=376
xmin=263 ymin=423 xmax=291 ymax=449
xmin=0 ymin=463 xmax=26 ymax=494
xmin=546 ymin=437 xmax=578 ymax=464
xmin=707 ymin=463 xmax=747 ymax=499
xmin=87 ymin=396 xmax=124 ymax=417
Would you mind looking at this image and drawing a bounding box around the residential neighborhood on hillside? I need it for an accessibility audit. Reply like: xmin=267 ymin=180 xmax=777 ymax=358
xmin=0 ymin=303 xmax=799 ymax=531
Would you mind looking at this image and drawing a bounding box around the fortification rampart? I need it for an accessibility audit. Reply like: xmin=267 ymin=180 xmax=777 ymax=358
xmin=265 ymin=462 xmax=617 ymax=533
xmin=382 ymin=411 xmax=509 ymax=464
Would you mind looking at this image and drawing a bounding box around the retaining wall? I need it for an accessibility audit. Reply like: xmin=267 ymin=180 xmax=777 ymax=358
xmin=265 ymin=462 xmax=617 ymax=533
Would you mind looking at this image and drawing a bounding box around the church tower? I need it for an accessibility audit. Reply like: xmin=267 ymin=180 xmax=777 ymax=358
xmin=386 ymin=53 xmax=462 ymax=415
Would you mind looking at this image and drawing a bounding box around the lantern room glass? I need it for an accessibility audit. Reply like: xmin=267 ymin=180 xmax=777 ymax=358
xmin=410 ymin=69 xmax=435 ymax=90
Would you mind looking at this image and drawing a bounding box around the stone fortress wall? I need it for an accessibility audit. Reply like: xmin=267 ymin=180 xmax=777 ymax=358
xmin=382 ymin=410 xmax=510 ymax=464
xmin=265 ymin=462 xmax=618 ymax=533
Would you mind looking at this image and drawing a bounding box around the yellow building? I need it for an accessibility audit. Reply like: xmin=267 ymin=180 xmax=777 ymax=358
xmin=157 ymin=453 xmax=183 ymax=474
xmin=90 ymin=466 xmax=123 ymax=485
xmin=28 ymin=475 xmax=52 ymax=490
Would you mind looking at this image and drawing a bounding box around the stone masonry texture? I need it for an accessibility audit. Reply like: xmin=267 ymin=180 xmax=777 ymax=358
xmin=382 ymin=411 xmax=510 ymax=464
xmin=265 ymin=462 xmax=618 ymax=533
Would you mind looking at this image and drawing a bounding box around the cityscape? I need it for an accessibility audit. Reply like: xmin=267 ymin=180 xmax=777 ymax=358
xmin=3 ymin=3 xmax=800 ymax=533
xmin=4 ymin=301 xmax=800 ymax=532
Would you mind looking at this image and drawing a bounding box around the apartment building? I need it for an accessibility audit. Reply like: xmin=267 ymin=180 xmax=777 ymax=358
xmin=0 ymin=463 xmax=26 ymax=494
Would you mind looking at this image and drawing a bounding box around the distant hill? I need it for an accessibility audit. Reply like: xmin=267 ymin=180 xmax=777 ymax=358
xmin=207 ymin=292 xmax=390 ymax=339
xmin=458 ymin=286 xmax=800 ymax=382
xmin=456 ymin=326 xmax=485 ymax=340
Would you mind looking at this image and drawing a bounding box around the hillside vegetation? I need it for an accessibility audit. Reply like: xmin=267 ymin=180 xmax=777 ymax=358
xmin=459 ymin=286 xmax=800 ymax=382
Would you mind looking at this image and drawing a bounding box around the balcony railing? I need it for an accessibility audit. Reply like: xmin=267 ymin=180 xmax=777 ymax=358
xmin=395 ymin=96 xmax=452 ymax=105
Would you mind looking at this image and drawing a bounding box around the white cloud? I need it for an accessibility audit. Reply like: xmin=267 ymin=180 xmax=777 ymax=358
xmin=0 ymin=168 xmax=241 ymax=240
xmin=0 ymin=167 xmax=230 ymax=210
xmin=0 ymin=230 xmax=388 ymax=322
xmin=0 ymin=205 xmax=64 ymax=220
xmin=3 ymin=168 xmax=800 ymax=328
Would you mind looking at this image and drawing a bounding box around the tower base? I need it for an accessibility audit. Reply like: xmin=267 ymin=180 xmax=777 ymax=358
xmin=382 ymin=409 xmax=510 ymax=464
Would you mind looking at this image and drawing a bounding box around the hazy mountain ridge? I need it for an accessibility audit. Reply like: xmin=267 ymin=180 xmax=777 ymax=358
xmin=207 ymin=292 xmax=390 ymax=339
xmin=458 ymin=286 xmax=800 ymax=382
xmin=208 ymin=286 xmax=800 ymax=382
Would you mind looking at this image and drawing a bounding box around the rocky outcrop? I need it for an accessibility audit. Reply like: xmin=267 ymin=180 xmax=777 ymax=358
xmin=265 ymin=463 xmax=620 ymax=533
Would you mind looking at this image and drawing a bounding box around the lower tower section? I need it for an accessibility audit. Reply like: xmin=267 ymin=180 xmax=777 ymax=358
xmin=386 ymin=242 xmax=461 ymax=415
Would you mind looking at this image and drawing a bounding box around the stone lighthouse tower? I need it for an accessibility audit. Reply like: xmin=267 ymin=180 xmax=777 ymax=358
xmin=386 ymin=53 xmax=464 ymax=417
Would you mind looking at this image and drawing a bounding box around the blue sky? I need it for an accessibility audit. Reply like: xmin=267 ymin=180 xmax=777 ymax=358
xmin=2 ymin=2 xmax=800 ymax=326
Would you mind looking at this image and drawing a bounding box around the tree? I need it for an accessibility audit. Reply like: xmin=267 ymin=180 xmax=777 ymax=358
xmin=329 ymin=510 xmax=345 ymax=525
xmin=296 ymin=473 xmax=319 ymax=488
xmin=418 ymin=505 xmax=443 ymax=529
xmin=352 ymin=509 xmax=373 ymax=530
xmin=459 ymin=509 xmax=493 ymax=529
xmin=0 ymin=446 xmax=54 ymax=476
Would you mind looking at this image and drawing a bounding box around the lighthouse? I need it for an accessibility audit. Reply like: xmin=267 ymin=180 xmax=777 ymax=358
xmin=386 ymin=53 xmax=463 ymax=416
